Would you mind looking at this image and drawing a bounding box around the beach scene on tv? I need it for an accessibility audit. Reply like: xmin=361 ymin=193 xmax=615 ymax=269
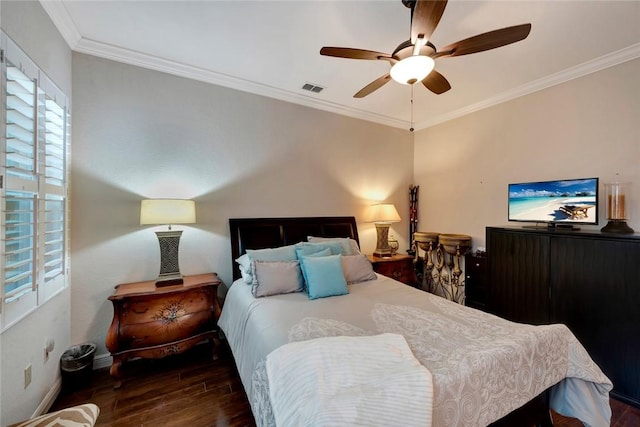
xmin=509 ymin=178 xmax=598 ymax=223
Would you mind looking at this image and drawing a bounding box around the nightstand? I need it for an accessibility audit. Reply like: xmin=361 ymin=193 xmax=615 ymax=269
xmin=368 ymin=254 xmax=418 ymax=287
xmin=105 ymin=273 xmax=221 ymax=388
xmin=465 ymin=253 xmax=487 ymax=311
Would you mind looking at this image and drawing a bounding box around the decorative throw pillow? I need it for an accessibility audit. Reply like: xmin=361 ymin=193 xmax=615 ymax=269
xmin=295 ymin=241 xmax=344 ymax=257
xmin=307 ymin=236 xmax=360 ymax=255
xmin=341 ymin=254 xmax=377 ymax=284
xmin=246 ymin=245 xmax=297 ymax=262
xmin=251 ymin=261 xmax=304 ymax=297
xmin=301 ymin=254 xmax=349 ymax=300
xmin=297 ymin=248 xmax=332 ymax=288
xmin=245 ymin=245 xmax=298 ymax=285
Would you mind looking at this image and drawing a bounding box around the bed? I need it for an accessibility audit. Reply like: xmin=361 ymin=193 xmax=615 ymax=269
xmin=220 ymin=216 xmax=612 ymax=427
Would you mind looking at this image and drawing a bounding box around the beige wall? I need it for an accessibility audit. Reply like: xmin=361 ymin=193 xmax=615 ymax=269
xmin=70 ymin=53 xmax=414 ymax=360
xmin=0 ymin=1 xmax=72 ymax=425
xmin=414 ymin=59 xmax=640 ymax=249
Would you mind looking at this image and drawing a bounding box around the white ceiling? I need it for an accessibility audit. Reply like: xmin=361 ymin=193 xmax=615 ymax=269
xmin=40 ymin=0 xmax=640 ymax=130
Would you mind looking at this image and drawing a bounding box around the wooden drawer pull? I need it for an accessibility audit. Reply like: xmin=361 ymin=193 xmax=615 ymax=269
xmin=132 ymin=307 xmax=149 ymax=314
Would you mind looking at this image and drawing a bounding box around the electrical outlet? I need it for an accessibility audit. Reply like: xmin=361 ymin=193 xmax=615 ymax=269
xmin=24 ymin=364 xmax=32 ymax=389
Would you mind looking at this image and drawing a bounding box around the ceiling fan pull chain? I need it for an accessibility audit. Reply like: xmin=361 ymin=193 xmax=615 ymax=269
xmin=410 ymin=85 xmax=415 ymax=132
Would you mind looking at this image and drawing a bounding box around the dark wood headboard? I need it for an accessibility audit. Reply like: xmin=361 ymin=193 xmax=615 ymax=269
xmin=229 ymin=216 xmax=359 ymax=281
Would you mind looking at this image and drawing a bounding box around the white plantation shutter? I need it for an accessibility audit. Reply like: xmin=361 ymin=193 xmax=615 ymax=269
xmin=3 ymin=191 xmax=36 ymax=302
xmin=40 ymin=75 xmax=67 ymax=300
xmin=44 ymin=94 xmax=66 ymax=187
xmin=42 ymin=194 xmax=65 ymax=299
xmin=2 ymin=36 xmax=39 ymax=325
xmin=1 ymin=32 xmax=69 ymax=329
xmin=5 ymin=64 xmax=37 ymax=181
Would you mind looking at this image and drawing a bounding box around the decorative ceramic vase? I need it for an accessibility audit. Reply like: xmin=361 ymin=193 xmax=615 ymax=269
xmin=388 ymin=235 xmax=399 ymax=255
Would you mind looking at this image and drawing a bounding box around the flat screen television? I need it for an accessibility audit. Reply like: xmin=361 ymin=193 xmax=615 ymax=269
xmin=508 ymin=177 xmax=599 ymax=226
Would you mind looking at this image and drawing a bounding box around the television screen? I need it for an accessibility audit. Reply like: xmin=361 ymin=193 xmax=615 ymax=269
xmin=508 ymin=178 xmax=599 ymax=225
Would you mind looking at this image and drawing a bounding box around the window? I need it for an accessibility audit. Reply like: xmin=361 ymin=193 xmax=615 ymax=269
xmin=1 ymin=32 xmax=69 ymax=330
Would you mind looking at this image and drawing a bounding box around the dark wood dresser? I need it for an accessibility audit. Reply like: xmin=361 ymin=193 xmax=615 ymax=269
xmin=106 ymin=273 xmax=221 ymax=387
xmin=368 ymin=254 xmax=418 ymax=287
xmin=486 ymin=226 xmax=640 ymax=408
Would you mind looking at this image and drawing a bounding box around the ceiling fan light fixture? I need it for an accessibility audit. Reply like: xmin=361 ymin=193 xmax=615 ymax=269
xmin=390 ymin=55 xmax=435 ymax=85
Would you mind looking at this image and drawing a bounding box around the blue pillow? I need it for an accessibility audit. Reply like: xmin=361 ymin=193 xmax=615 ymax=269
xmin=294 ymin=242 xmax=344 ymax=258
xmin=301 ymin=254 xmax=349 ymax=300
xmin=307 ymin=236 xmax=360 ymax=256
xmin=298 ymin=248 xmax=332 ymax=286
xmin=246 ymin=245 xmax=297 ymax=262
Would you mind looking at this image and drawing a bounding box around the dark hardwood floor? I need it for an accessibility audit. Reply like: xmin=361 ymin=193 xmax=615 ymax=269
xmin=51 ymin=343 xmax=254 ymax=427
xmin=51 ymin=342 xmax=640 ymax=426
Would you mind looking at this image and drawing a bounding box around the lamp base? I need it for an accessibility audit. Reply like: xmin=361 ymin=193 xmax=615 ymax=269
xmin=155 ymin=230 xmax=184 ymax=287
xmin=601 ymin=220 xmax=635 ymax=234
xmin=155 ymin=273 xmax=184 ymax=287
xmin=373 ymin=249 xmax=393 ymax=258
xmin=373 ymin=223 xmax=393 ymax=258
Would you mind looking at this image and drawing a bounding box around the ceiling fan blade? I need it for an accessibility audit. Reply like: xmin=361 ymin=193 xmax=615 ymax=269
xmin=436 ymin=23 xmax=532 ymax=58
xmin=411 ymin=0 xmax=448 ymax=44
xmin=354 ymin=74 xmax=392 ymax=98
xmin=422 ymin=70 xmax=451 ymax=94
xmin=320 ymin=47 xmax=392 ymax=61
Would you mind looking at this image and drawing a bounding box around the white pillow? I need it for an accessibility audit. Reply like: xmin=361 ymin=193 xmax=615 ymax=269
xmin=235 ymin=254 xmax=253 ymax=284
xmin=307 ymin=236 xmax=360 ymax=255
xmin=341 ymin=254 xmax=377 ymax=284
xmin=252 ymin=261 xmax=304 ymax=297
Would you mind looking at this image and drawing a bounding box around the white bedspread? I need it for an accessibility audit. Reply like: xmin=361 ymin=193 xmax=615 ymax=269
xmin=265 ymin=333 xmax=433 ymax=427
xmin=220 ymin=275 xmax=613 ymax=427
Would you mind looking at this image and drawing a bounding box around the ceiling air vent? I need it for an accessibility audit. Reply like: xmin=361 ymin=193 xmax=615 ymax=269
xmin=302 ymin=83 xmax=324 ymax=93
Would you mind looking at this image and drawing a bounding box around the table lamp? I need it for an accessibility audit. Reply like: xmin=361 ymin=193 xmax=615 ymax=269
xmin=140 ymin=199 xmax=196 ymax=286
xmin=366 ymin=203 xmax=401 ymax=257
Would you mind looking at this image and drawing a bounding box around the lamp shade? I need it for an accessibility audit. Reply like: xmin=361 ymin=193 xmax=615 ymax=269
xmin=365 ymin=203 xmax=401 ymax=223
xmin=140 ymin=199 xmax=196 ymax=225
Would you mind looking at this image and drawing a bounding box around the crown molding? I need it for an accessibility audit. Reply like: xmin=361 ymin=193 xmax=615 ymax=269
xmin=39 ymin=0 xmax=82 ymax=48
xmin=74 ymin=38 xmax=408 ymax=129
xmin=414 ymin=43 xmax=640 ymax=130
xmin=73 ymin=36 xmax=640 ymax=132
xmin=40 ymin=0 xmax=639 ymax=132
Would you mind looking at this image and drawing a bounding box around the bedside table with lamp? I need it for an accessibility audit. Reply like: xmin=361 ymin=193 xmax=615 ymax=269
xmin=365 ymin=203 xmax=418 ymax=287
xmin=105 ymin=199 xmax=221 ymax=388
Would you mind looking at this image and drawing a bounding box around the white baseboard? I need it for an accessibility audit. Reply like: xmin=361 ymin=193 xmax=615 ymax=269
xmin=27 ymin=354 xmax=111 ymax=420
xmin=32 ymin=378 xmax=62 ymax=418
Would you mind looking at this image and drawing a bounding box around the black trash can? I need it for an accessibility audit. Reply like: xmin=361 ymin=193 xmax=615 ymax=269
xmin=60 ymin=343 xmax=96 ymax=393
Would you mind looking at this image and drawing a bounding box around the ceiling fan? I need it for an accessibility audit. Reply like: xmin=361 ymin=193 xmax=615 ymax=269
xmin=320 ymin=0 xmax=531 ymax=98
